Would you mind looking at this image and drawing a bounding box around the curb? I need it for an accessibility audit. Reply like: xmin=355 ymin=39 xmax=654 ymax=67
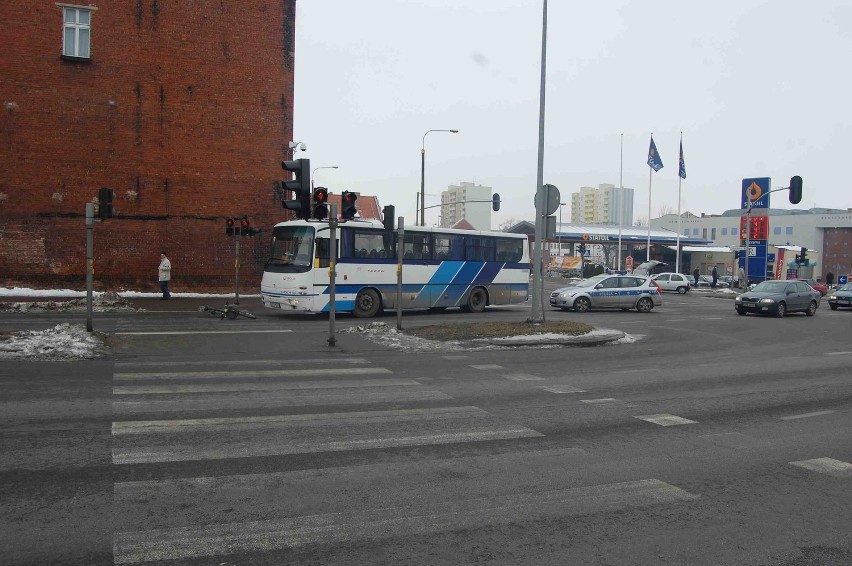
xmin=482 ymin=328 xmax=626 ymax=347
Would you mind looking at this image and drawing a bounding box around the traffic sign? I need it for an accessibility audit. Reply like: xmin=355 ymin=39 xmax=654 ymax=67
xmin=839 ymin=275 xmax=849 ymax=285
xmin=741 ymin=177 xmax=771 ymax=209
xmin=625 ymin=256 xmax=634 ymax=269
xmin=535 ymin=184 xmax=560 ymax=215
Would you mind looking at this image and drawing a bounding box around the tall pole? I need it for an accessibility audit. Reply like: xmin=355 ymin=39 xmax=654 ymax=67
xmin=618 ymin=132 xmax=623 ymax=271
xmin=85 ymin=203 xmax=94 ymax=332
xmin=646 ymin=134 xmax=653 ymax=262
xmin=396 ymin=217 xmax=404 ymax=330
xmin=530 ymin=0 xmax=547 ymax=324
xmin=676 ymin=131 xmax=683 ymax=274
xmin=234 ymin=230 xmax=240 ymax=305
xmin=328 ymin=204 xmax=337 ymax=346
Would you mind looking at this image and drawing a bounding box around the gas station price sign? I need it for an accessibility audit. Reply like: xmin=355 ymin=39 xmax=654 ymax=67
xmin=740 ymin=215 xmax=768 ymax=241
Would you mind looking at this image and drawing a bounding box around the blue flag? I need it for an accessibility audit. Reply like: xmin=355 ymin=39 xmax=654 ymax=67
xmin=647 ymin=137 xmax=663 ymax=172
xmin=679 ymin=140 xmax=686 ymax=179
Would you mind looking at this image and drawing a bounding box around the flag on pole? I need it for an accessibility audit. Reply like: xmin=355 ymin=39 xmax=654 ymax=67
xmin=647 ymin=137 xmax=663 ymax=172
xmin=679 ymin=140 xmax=686 ymax=179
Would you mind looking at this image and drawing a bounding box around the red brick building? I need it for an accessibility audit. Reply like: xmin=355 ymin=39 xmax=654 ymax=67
xmin=0 ymin=1 xmax=296 ymax=292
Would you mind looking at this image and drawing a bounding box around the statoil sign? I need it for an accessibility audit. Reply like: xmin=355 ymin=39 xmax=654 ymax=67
xmin=742 ymin=177 xmax=771 ymax=209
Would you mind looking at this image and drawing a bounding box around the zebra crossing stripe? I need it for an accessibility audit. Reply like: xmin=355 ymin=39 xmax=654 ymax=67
xmin=114 ymin=375 xmax=406 ymax=395
xmin=114 ymin=366 xmax=391 ymax=381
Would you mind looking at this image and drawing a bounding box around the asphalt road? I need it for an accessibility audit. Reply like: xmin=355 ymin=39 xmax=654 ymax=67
xmin=1 ymin=285 xmax=851 ymax=565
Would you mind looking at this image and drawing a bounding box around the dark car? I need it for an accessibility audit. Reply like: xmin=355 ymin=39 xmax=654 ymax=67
xmin=735 ymin=280 xmax=820 ymax=317
xmin=827 ymin=282 xmax=852 ymax=310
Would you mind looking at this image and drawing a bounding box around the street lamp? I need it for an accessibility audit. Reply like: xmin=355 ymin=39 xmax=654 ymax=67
xmin=420 ymin=129 xmax=458 ymax=226
xmin=558 ymin=202 xmax=566 ymax=264
xmin=311 ymin=166 xmax=338 ymax=190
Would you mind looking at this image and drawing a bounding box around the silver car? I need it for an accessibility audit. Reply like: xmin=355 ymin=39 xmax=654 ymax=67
xmin=550 ymin=274 xmax=662 ymax=313
xmin=651 ymin=272 xmax=691 ymax=294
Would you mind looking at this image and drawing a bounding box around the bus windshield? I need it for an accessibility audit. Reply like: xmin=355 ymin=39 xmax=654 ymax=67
xmin=266 ymin=225 xmax=314 ymax=273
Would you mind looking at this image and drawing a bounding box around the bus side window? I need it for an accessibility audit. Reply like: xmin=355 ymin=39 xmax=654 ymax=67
xmin=316 ymin=238 xmax=330 ymax=268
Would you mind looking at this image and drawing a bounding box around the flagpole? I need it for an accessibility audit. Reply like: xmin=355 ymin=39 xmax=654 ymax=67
xmin=676 ymin=131 xmax=683 ymax=274
xmin=647 ymin=133 xmax=652 ymax=262
xmin=618 ymin=132 xmax=623 ymax=271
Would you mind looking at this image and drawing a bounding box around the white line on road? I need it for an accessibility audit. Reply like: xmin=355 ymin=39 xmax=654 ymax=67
xmin=114 ymin=367 xmax=390 ymax=381
xmin=580 ymin=398 xmax=618 ymax=404
xmin=789 ymin=458 xmax=852 ymax=478
xmin=824 ymin=351 xmax=852 ymax=356
xmin=779 ymin=410 xmax=835 ymax=421
xmin=115 ymin=358 xmax=371 ymax=368
xmin=635 ymin=414 xmax=698 ymax=426
xmin=113 ymin=375 xmax=404 ymax=395
xmin=112 ymin=479 xmax=697 ymax=564
xmin=470 ymin=364 xmax=505 ymax=370
xmin=115 ymin=330 xmax=294 ymax=335
xmin=538 ymin=385 xmax=586 ymax=394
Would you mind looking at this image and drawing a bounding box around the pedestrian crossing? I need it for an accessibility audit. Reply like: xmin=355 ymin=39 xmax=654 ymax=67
xmin=108 ymin=354 xmax=850 ymax=564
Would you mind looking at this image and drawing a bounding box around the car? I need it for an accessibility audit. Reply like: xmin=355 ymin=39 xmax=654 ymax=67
xmin=797 ymin=278 xmax=828 ymax=295
xmin=631 ymin=260 xmax=668 ymax=276
xmin=550 ymin=274 xmax=662 ymax=313
xmin=650 ymin=272 xmax=691 ymax=294
xmin=826 ymin=282 xmax=852 ymax=310
xmin=734 ymin=280 xmax=820 ymax=317
xmin=693 ymin=275 xmax=729 ymax=288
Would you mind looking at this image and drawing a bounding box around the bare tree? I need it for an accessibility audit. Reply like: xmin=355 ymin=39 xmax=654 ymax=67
xmin=498 ymin=218 xmax=518 ymax=231
xmin=657 ymin=204 xmax=675 ymax=217
xmin=634 ymin=216 xmax=648 ymax=227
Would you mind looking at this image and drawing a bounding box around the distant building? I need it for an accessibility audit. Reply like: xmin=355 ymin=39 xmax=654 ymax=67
xmin=440 ymin=182 xmax=492 ymax=230
xmin=570 ymin=184 xmax=633 ymax=226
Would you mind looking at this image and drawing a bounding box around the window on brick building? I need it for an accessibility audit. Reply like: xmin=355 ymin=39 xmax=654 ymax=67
xmin=60 ymin=5 xmax=94 ymax=59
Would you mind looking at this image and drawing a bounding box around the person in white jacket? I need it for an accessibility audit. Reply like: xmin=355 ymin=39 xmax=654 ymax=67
xmin=158 ymin=252 xmax=172 ymax=300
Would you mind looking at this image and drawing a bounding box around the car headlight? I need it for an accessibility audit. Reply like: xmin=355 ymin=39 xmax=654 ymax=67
xmin=759 ymin=298 xmax=775 ymax=304
xmin=735 ymin=296 xmax=742 ymax=302
xmin=561 ymin=291 xmax=577 ymax=299
xmin=828 ymin=295 xmax=837 ymax=300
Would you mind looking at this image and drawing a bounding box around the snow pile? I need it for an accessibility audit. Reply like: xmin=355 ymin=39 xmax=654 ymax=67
xmin=0 ymin=291 xmax=140 ymax=313
xmin=0 ymin=323 xmax=108 ymax=360
xmin=341 ymin=322 xmax=466 ymax=352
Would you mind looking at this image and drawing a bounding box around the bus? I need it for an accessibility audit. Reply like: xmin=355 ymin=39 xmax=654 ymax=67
xmin=261 ymin=219 xmax=530 ymax=317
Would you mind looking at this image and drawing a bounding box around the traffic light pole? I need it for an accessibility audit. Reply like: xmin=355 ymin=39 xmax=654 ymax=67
xmin=328 ymin=205 xmax=337 ymax=346
xmin=85 ymin=203 xmax=94 ymax=332
xmin=234 ymin=230 xmax=240 ymax=305
xmin=397 ymin=217 xmax=404 ymax=331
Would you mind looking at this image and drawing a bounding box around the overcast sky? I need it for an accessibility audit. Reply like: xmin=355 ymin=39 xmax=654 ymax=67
xmin=293 ymin=0 xmax=852 ymax=229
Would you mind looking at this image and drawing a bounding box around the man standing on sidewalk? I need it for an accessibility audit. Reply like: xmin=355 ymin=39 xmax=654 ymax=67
xmin=158 ymin=251 xmax=172 ymax=300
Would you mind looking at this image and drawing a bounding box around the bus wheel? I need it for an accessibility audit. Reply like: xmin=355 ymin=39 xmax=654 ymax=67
xmin=353 ymin=288 xmax=381 ymax=318
xmin=461 ymin=287 xmax=487 ymax=313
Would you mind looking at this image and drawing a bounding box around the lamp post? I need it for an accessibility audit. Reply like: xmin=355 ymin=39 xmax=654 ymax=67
xmin=558 ymin=202 xmax=566 ymax=266
xmin=420 ymin=129 xmax=458 ymax=226
xmin=311 ymin=166 xmax=338 ymax=190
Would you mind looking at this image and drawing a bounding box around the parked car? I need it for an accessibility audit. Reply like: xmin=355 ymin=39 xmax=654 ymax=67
xmin=650 ymin=272 xmax=691 ymax=294
xmin=693 ymin=275 xmax=730 ymax=289
xmin=631 ymin=260 xmax=668 ymax=276
xmin=797 ymin=278 xmax=828 ymax=295
xmin=734 ymin=280 xmax=820 ymax=317
xmin=550 ymin=274 xmax=662 ymax=313
xmin=826 ymin=282 xmax=852 ymax=310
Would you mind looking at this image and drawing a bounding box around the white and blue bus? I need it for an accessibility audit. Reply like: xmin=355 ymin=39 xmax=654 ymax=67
xmin=261 ymin=219 xmax=530 ymax=317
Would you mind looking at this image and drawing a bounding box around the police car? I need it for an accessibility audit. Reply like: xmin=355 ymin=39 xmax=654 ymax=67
xmin=550 ymin=274 xmax=662 ymax=313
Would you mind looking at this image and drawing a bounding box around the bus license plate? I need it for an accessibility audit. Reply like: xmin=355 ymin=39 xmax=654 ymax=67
xmin=269 ymin=301 xmax=281 ymax=308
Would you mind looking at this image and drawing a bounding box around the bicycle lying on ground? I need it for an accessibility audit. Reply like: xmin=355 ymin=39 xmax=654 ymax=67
xmin=200 ymin=304 xmax=256 ymax=320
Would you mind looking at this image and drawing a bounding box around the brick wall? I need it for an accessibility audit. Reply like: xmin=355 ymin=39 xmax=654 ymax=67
xmin=0 ymin=1 xmax=295 ymax=292
xmin=822 ymin=228 xmax=852 ymax=279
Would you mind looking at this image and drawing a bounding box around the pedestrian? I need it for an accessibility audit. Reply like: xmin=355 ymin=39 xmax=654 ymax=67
xmin=738 ymin=266 xmax=746 ymax=288
xmin=693 ymin=268 xmax=700 ymax=286
xmin=711 ymin=266 xmax=718 ymax=288
xmin=826 ymin=271 xmax=834 ymax=289
xmin=158 ymin=251 xmax=172 ymax=300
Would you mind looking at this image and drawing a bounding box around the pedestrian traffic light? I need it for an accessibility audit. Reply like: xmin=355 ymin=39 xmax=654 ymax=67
xmin=281 ymin=158 xmax=311 ymax=219
xmin=382 ymin=205 xmax=395 ymax=230
xmin=789 ymin=175 xmax=803 ymax=205
xmin=800 ymin=247 xmax=808 ymax=265
xmin=226 ymin=217 xmax=235 ymax=236
xmin=492 ymin=193 xmax=501 ymax=212
xmin=98 ymin=187 xmax=114 ymax=220
xmin=341 ymin=191 xmax=358 ymax=220
xmin=312 ymin=187 xmax=329 ymax=220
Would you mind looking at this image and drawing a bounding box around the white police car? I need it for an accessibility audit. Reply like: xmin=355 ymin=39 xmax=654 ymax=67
xmin=550 ymin=274 xmax=662 ymax=313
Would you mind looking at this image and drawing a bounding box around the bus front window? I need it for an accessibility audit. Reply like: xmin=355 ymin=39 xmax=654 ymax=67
xmin=266 ymin=226 xmax=314 ymax=273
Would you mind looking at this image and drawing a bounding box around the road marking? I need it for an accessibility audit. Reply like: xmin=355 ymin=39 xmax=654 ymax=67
xmin=115 ymin=358 xmax=371 ymax=368
xmin=470 ymin=364 xmax=505 ymax=370
xmin=824 ymin=351 xmax=852 ymax=356
xmin=613 ymin=368 xmax=650 ymax=374
xmin=442 ymin=355 xmax=471 ymax=360
xmin=114 ymin=375 xmax=404 ymax=395
xmin=114 ymin=367 xmax=390 ymax=381
xmin=665 ymin=319 xmax=688 ymax=322
xmin=701 ymin=317 xmax=723 ymax=320
xmin=111 ymin=406 xmax=543 ymax=464
xmin=115 ymin=329 xmax=294 ymax=335
xmin=580 ymin=398 xmax=618 ymax=404
xmin=539 ymin=385 xmax=586 ymax=394
xmin=635 ymin=414 xmax=698 ymax=426
xmin=502 ymin=373 xmax=544 ymax=381
xmin=780 ymin=410 xmax=835 ymax=421
xmin=112 ymin=479 xmax=697 ymax=564
xmin=789 ymin=458 xmax=852 ymax=478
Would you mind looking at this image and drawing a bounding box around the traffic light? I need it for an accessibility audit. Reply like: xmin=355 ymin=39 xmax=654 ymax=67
xmin=240 ymin=216 xmax=250 ymax=236
xmin=341 ymin=190 xmax=358 ymax=220
xmin=312 ymin=187 xmax=329 ymax=220
xmin=733 ymin=250 xmax=739 ymax=260
xmin=226 ymin=217 xmax=235 ymax=236
xmin=800 ymin=247 xmax=808 ymax=265
xmin=281 ymin=158 xmax=311 ymax=219
xmin=492 ymin=193 xmax=501 ymax=211
xmin=382 ymin=205 xmax=395 ymax=230
xmin=578 ymin=243 xmax=586 ymax=256
xmin=789 ymin=175 xmax=803 ymax=205
xmin=98 ymin=187 xmax=114 ymax=220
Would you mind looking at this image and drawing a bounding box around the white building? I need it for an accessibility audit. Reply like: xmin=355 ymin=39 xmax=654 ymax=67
xmin=439 ymin=182 xmax=492 ymax=230
xmin=570 ymin=184 xmax=633 ymax=226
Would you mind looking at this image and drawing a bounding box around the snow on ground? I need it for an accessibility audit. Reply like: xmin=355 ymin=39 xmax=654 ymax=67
xmin=0 ymin=287 xmax=254 ymax=299
xmin=0 ymin=323 xmax=107 ymax=360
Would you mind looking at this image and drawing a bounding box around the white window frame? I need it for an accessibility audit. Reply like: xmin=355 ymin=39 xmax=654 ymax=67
xmin=57 ymin=4 xmax=97 ymax=59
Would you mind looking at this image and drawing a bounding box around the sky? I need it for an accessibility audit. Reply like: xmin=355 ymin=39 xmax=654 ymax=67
xmin=292 ymin=0 xmax=852 ymax=229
